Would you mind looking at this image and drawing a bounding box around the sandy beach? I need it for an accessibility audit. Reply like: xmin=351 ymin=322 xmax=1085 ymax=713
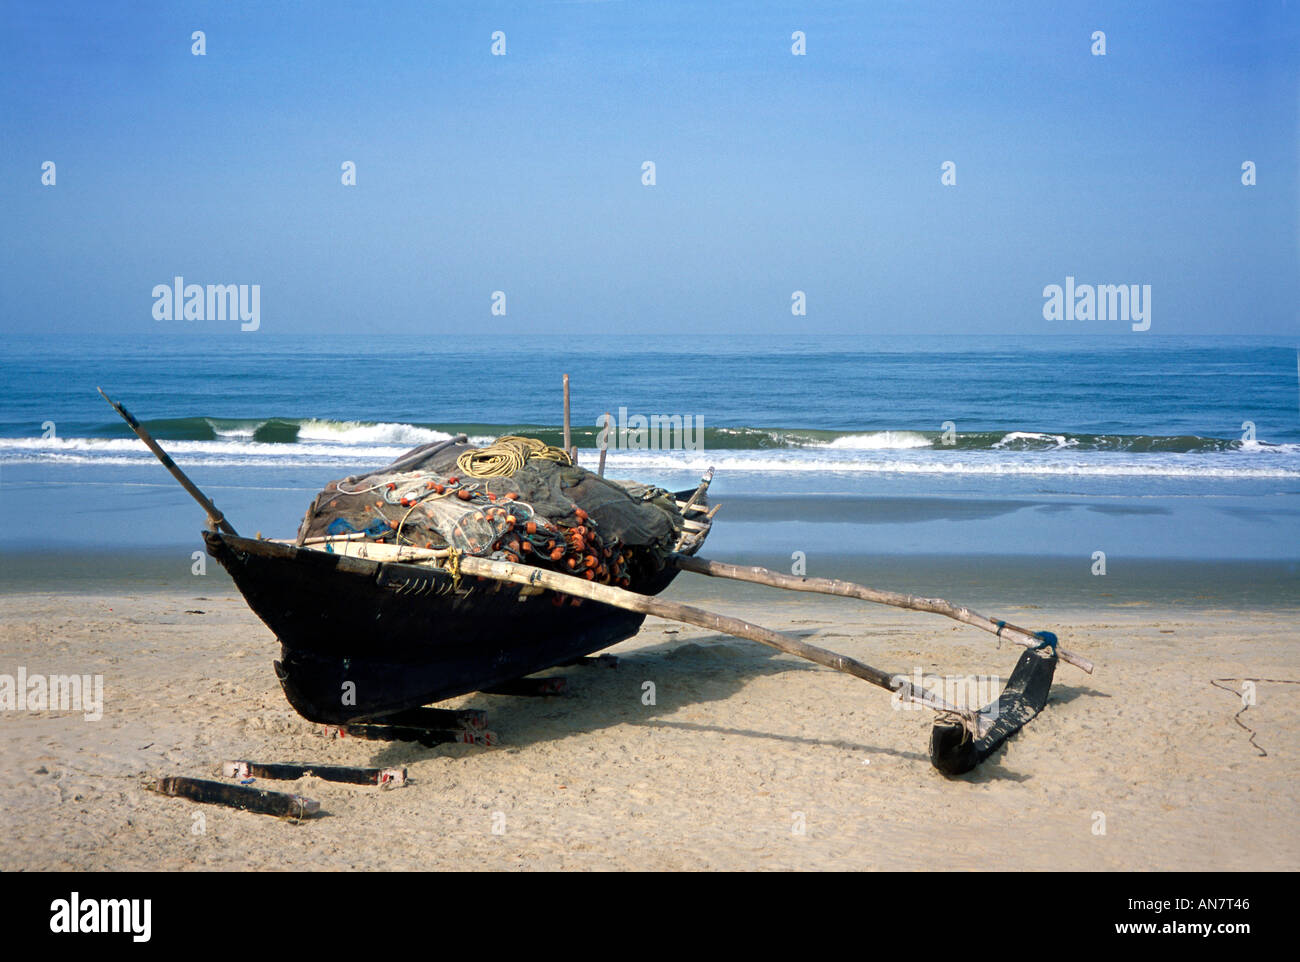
xmin=3 ymin=575 xmax=1296 ymax=872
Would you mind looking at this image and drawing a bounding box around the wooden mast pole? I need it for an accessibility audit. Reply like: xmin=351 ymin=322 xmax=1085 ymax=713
xmin=562 ymin=374 xmax=573 ymax=463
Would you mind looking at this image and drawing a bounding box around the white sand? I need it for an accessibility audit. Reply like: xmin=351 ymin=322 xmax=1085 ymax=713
xmin=2 ymin=588 xmax=1296 ymax=870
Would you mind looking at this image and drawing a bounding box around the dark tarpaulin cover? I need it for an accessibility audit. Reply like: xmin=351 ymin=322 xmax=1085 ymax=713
xmin=294 ymin=438 xmax=686 ymax=561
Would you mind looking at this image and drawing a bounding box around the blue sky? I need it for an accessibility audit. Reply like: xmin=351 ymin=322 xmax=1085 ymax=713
xmin=1 ymin=0 xmax=1296 ymax=336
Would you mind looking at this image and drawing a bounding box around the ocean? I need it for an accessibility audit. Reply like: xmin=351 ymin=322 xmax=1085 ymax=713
xmin=1 ymin=333 xmax=1297 ymax=600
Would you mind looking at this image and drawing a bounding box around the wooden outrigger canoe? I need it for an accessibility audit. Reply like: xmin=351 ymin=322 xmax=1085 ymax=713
xmin=101 ymin=388 xmax=1091 ymax=775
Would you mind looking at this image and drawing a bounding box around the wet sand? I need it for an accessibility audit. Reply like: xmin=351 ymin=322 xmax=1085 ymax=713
xmin=2 ymin=575 xmax=1296 ymax=871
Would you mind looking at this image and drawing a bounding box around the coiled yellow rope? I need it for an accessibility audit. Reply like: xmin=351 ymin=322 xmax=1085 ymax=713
xmin=456 ymin=436 xmax=573 ymax=478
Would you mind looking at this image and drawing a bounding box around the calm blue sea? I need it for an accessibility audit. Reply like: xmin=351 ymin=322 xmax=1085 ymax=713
xmin=1 ymin=334 xmax=1298 ymax=570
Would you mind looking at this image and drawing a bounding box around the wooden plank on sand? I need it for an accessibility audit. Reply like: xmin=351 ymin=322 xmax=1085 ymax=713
xmin=222 ymin=760 xmax=406 ymax=787
xmin=153 ymin=776 xmax=320 ymax=819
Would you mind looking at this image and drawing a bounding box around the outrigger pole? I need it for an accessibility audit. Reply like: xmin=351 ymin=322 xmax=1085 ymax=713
xmin=453 ymin=553 xmax=1064 ymax=773
xmin=97 ymin=387 xmax=238 ymax=536
xmin=670 ymin=554 xmax=1093 ymax=674
xmin=453 ymin=552 xmax=983 ymax=730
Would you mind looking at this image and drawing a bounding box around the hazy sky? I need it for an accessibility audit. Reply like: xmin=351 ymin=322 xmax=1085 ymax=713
xmin=2 ymin=1 xmax=1296 ymax=336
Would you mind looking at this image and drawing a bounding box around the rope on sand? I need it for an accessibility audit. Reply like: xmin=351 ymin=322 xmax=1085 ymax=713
xmin=1209 ymin=677 xmax=1300 ymax=757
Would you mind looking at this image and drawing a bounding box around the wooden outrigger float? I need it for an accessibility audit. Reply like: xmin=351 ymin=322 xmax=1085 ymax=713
xmin=101 ymin=386 xmax=1090 ymax=775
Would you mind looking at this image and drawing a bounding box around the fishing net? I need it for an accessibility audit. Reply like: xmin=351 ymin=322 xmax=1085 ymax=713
xmin=295 ymin=436 xmax=688 ymax=585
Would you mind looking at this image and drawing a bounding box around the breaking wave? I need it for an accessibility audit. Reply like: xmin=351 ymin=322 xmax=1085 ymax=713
xmin=39 ymin=415 xmax=1300 ymax=454
xmin=3 ymin=420 xmax=1299 ymax=479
